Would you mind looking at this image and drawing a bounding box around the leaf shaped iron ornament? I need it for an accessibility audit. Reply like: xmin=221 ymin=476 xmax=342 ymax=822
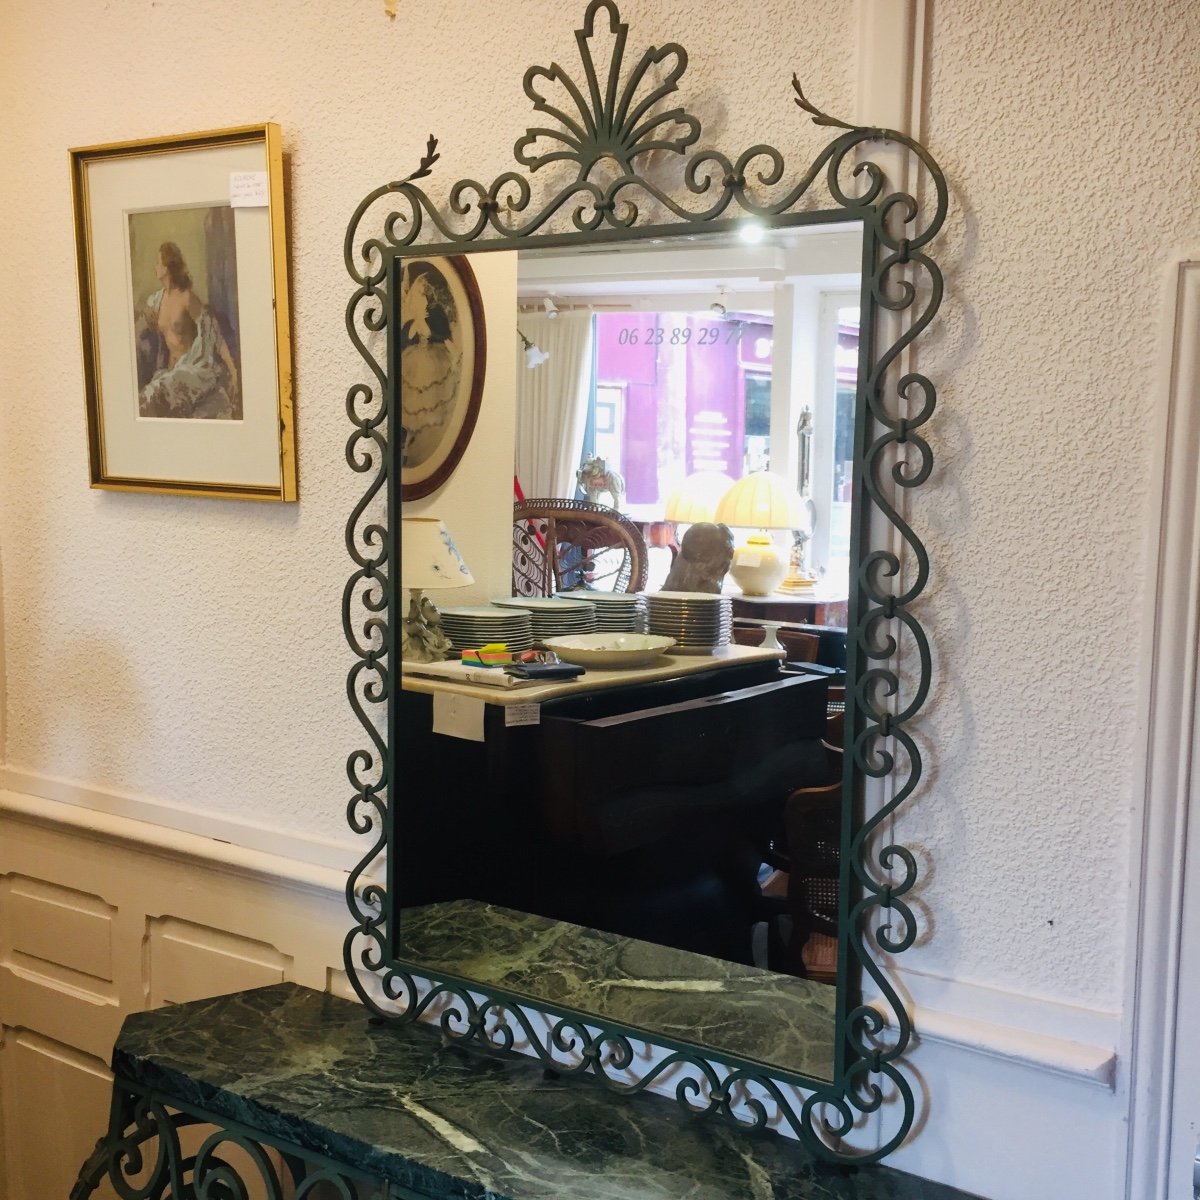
xmin=344 ymin=0 xmax=947 ymax=1169
xmin=515 ymin=0 xmax=699 ymax=178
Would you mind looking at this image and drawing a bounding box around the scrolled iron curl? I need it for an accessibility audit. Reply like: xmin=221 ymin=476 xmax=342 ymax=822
xmin=851 ymin=725 xmax=896 ymax=782
xmin=847 ymin=862 xmax=919 ymax=957
xmin=345 ymin=294 xmax=387 ymax=392
xmin=343 ymin=136 xmax=441 ymax=283
xmin=851 ymin=724 xmax=923 ymax=841
xmin=343 ymin=768 xmax=383 ymax=836
xmin=109 ymin=1098 xmax=182 ymax=1200
xmin=823 ymin=143 xmax=887 ymax=214
xmin=343 ymin=667 xmax=386 ymax=774
xmin=867 ymin=258 xmax=942 ymax=398
xmin=858 ymin=610 xmax=931 ymax=724
xmin=194 ymin=1129 xmax=283 ymax=1200
xmin=342 ymin=567 xmax=387 ymax=647
xmin=855 ymin=471 xmax=929 ymax=605
xmin=556 ymin=1019 xmax=638 ymax=1073
xmin=293 ymin=1169 xmax=359 ymax=1199
xmin=343 ymin=394 xmax=385 ymax=465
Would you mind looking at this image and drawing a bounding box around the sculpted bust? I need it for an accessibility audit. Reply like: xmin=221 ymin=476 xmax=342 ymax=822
xmin=661 ymin=522 xmax=734 ymax=593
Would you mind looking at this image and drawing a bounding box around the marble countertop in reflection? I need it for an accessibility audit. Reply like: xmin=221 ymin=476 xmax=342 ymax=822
xmin=397 ymin=898 xmax=838 ymax=1082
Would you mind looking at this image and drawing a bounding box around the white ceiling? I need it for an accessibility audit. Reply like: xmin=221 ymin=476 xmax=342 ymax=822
xmin=516 ymin=224 xmax=862 ymax=314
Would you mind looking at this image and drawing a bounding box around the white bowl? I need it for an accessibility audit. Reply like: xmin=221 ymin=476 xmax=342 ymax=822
xmin=542 ymin=632 xmax=677 ymax=669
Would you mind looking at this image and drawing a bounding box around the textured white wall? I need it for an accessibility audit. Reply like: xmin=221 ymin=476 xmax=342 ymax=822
xmin=0 ymin=0 xmax=852 ymax=854
xmin=2 ymin=0 xmax=1197 ymax=1124
xmin=902 ymin=0 xmax=1200 ymax=1015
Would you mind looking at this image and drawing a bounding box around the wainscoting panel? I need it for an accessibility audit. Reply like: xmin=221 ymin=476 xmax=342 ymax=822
xmin=0 ymin=793 xmax=351 ymax=1200
xmin=0 ymin=1029 xmax=113 ymax=1200
xmin=146 ymin=916 xmax=291 ymax=1009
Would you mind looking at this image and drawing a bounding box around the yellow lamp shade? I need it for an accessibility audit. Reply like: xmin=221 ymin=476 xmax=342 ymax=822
xmin=663 ymin=472 xmax=735 ymax=524
xmin=714 ymin=471 xmax=806 ymax=530
xmin=714 ymin=473 xmax=807 ymax=596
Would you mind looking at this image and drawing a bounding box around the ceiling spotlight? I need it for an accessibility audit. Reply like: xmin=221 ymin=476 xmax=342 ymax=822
xmin=518 ymin=329 xmax=549 ymax=368
xmin=543 ymin=296 xmax=559 ymax=319
xmin=738 ymin=220 xmax=766 ymax=245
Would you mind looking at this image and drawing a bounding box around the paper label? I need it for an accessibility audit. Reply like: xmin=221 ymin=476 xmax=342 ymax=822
xmin=432 ymin=693 xmax=485 ymax=741
xmin=505 ymin=703 xmax=541 ymax=727
xmin=230 ymin=171 xmax=269 ymax=208
xmin=737 ymin=550 xmax=763 ymax=569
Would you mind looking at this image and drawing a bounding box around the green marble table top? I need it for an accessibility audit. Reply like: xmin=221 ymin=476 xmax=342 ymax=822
xmin=112 ymin=983 xmax=982 ymax=1200
xmin=397 ymin=899 xmax=838 ymax=1081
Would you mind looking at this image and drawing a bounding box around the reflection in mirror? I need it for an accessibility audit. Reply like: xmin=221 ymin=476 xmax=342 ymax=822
xmin=396 ymin=223 xmax=862 ymax=1083
xmin=514 ymin=226 xmax=861 ymax=595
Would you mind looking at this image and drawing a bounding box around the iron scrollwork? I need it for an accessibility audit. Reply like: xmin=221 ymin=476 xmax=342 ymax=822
xmin=343 ymin=0 xmax=945 ymax=1166
xmin=70 ymin=1083 xmax=374 ymax=1200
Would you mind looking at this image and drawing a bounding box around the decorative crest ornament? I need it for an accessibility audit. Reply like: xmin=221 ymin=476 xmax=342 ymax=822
xmin=343 ymin=0 xmax=946 ymax=1169
xmin=515 ymin=0 xmax=699 ymax=177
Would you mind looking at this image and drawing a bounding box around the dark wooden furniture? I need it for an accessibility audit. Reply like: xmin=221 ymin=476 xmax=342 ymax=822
xmin=398 ymin=657 xmax=829 ymax=967
xmin=730 ymin=592 xmax=849 ymax=628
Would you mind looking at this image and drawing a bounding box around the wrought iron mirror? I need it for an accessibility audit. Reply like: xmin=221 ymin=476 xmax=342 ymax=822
xmin=344 ymin=0 xmax=944 ymax=1166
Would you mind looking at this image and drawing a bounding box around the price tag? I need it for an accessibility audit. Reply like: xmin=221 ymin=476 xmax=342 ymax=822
xmin=505 ymin=703 xmax=541 ymax=727
xmin=230 ymin=171 xmax=269 ymax=208
xmin=432 ymin=693 xmax=485 ymax=741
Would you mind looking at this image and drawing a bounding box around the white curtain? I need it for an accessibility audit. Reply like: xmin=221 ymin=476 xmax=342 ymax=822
xmin=514 ymin=311 xmax=592 ymax=499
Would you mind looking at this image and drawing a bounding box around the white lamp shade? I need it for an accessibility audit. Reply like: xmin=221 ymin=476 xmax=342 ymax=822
xmin=400 ymin=517 xmax=474 ymax=590
xmin=663 ymin=472 xmax=735 ymax=524
xmin=714 ymin=471 xmax=806 ymax=530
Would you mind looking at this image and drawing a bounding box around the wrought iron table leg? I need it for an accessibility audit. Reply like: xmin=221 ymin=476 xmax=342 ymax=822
xmin=71 ymin=1078 xmax=385 ymax=1200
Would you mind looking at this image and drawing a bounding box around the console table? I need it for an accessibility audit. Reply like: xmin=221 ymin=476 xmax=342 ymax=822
xmin=72 ymin=982 xmax=980 ymax=1200
xmin=729 ymin=593 xmax=849 ymax=629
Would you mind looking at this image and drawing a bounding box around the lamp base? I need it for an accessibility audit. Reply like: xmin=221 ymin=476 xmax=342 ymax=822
xmin=401 ymin=589 xmax=452 ymax=663
xmin=728 ymin=532 xmax=787 ymax=596
xmin=776 ymin=570 xmax=817 ymax=593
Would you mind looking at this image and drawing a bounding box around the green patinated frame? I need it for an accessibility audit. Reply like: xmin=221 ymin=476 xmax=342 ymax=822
xmin=342 ymin=0 xmax=945 ymax=1165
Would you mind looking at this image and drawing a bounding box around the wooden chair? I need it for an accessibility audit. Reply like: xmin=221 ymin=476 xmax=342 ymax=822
xmin=513 ymin=499 xmax=649 ymax=597
xmin=780 ymin=742 xmax=843 ymax=981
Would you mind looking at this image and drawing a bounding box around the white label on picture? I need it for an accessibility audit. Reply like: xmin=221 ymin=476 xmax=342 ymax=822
xmin=432 ymin=693 xmax=485 ymax=741
xmin=505 ymin=703 xmax=541 ymax=727
xmin=229 ymin=171 xmax=269 ymax=207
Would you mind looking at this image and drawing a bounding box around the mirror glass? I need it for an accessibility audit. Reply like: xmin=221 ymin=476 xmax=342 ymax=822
xmin=397 ymin=218 xmax=863 ymax=1084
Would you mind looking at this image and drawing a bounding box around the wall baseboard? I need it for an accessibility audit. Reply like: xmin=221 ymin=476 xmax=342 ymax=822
xmin=880 ymin=966 xmax=1119 ymax=1089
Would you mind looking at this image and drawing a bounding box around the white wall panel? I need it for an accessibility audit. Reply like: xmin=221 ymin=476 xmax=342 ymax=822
xmin=0 ymin=801 xmax=348 ymax=1200
xmin=0 ymin=1030 xmax=113 ymax=1200
xmin=146 ymin=916 xmax=289 ymax=1008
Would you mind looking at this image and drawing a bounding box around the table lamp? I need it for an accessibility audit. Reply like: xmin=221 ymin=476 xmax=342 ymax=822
xmin=400 ymin=516 xmax=474 ymax=662
xmin=714 ymin=471 xmax=808 ymax=596
xmin=663 ymin=471 xmax=735 ymax=526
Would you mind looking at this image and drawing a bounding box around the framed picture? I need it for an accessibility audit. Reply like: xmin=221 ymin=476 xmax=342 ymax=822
xmin=394 ymin=255 xmax=487 ymax=501
xmin=71 ymin=124 xmax=296 ymax=501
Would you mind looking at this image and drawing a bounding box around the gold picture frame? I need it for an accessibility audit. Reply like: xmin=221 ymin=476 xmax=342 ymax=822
xmin=70 ymin=124 xmax=296 ymax=501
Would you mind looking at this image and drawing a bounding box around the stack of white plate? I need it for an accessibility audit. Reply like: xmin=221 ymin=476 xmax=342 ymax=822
xmin=438 ymin=605 xmax=534 ymax=653
xmin=490 ymin=596 xmax=597 ymax=643
xmin=642 ymin=591 xmax=733 ymax=655
xmin=554 ymin=591 xmax=644 ymax=633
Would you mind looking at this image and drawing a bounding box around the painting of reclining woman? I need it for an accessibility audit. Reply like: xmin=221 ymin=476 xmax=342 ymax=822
xmin=129 ymin=205 xmax=242 ymax=420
